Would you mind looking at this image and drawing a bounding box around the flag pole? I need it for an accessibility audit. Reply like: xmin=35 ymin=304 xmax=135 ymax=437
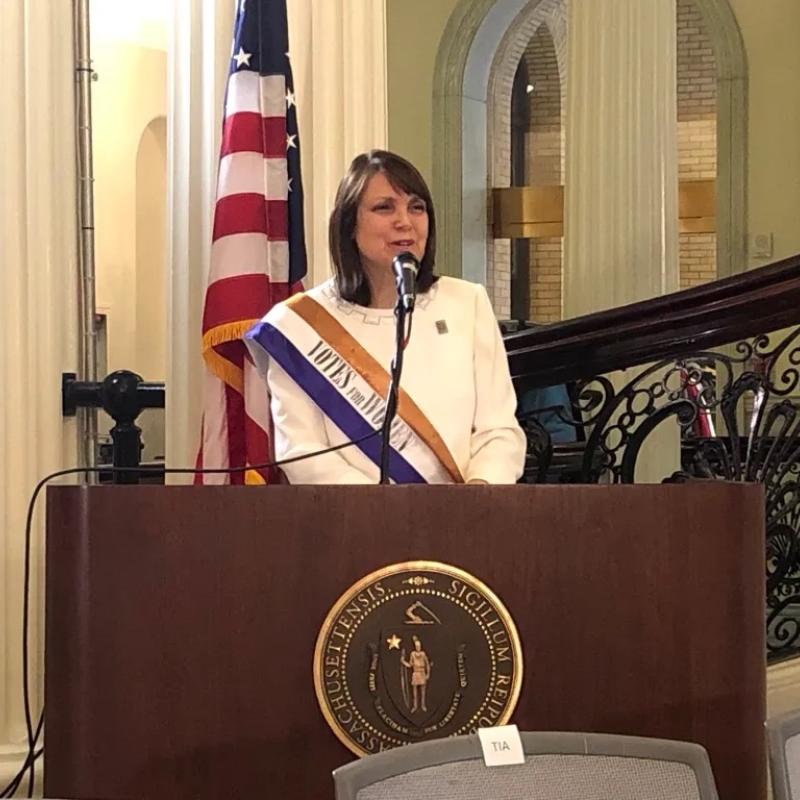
xmin=73 ymin=0 xmax=99 ymax=481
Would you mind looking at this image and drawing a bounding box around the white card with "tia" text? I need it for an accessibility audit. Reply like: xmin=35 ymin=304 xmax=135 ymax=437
xmin=477 ymin=724 xmax=525 ymax=766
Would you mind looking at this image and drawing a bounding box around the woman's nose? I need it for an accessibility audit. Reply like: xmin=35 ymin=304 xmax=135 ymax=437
xmin=394 ymin=207 xmax=412 ymax=228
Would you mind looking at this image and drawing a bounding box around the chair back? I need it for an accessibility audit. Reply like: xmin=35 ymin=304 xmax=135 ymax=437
xmin=768 ymin=710 xmax=800 ymax=800
xmin=333 ymin=731 xmax=718 ymax=800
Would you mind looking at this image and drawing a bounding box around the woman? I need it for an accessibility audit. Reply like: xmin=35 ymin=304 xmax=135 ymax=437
xmin=246 ymin=150 xmax=526 ymax=484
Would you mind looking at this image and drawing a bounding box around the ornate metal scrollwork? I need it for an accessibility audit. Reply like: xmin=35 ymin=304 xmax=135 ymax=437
xmin=517 ymin=325 xmax=800 ymax=660
xmin=517 ymin=413 xmax=553 ymax=484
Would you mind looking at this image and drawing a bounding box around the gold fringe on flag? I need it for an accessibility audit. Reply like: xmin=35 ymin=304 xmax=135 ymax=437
xmin=201 ymin=319 xmax=261 ymax=394
xmin=245 ymin=469 xmax=267 ymax=485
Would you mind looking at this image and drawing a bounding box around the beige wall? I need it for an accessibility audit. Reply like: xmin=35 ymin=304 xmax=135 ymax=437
xmin=91 ymin=0 xmax=168 ymax=52
xmin=136 ymin=117 xmax=167 ymax=382
xmin=386 ymin=0 xmax=460 ymax=189
xmin=92 ymin=39 xmax=167 ymax=377
xmin=386 ymin=0 xmax=800 ymax=275
xmin=136 ymin=117 xmax=168 ymax=461
xmin=729 ymin=0 xmax=800 ymax=265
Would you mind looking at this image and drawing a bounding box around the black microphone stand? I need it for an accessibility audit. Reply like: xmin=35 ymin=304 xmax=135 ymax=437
xmin=379 ymin=298 xmax=409 ymax=484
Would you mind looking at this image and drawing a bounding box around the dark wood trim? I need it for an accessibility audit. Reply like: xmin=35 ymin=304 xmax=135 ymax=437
xmin=504 ymin=253 xmax=800 ymax=390
xmin=45 ymin=484 xmax=766 ymax=800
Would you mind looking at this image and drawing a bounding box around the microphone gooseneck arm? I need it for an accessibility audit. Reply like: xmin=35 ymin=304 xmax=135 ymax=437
xmin=380 ymin=253 xmax=419 ymax=484
xmin=379 ymin=302 xmax=408 ymax=484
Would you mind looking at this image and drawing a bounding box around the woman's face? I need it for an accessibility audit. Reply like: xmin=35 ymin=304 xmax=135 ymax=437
xmin=353 ymin=171 xmax=429 ymax=274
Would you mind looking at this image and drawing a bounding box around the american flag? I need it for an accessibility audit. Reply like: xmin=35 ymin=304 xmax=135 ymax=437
xmin=198 ymin=0 xmax=307 ymax=485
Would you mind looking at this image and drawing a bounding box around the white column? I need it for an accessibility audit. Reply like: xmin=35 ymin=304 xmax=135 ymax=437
xmin=166 ymin=0 xmax=233 ymax=482
xmin=564 ymin=0 xmax=679 ymax=483
xmin=166 ymin=0 xmax=388 ymax=476
xmin=289 ymin=0 xmax=388 ymax=287
xmin=0 ymin=0 xmax=79 ymax=788
xmin=564 ymin=0 xmax=679 ymax=317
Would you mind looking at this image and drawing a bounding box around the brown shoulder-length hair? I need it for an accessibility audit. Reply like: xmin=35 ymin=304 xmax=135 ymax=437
xmin=328 ymin=149 xmax=438 ymax=306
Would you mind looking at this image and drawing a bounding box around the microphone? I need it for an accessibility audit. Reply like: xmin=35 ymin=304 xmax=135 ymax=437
xmin=380 ymin=252 xmax=417 ymax=483
xmin=392 ymin=252 xmax=419 ymax=312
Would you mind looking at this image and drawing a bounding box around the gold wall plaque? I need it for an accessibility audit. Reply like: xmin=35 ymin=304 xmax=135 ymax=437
xmin=313 ymin=561 xmax=523 ymax=756
xmin=492 ymin=178 xmax=717 ymax=238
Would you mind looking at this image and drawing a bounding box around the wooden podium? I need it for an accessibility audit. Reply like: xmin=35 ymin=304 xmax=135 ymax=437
xmin=45 ymin=484 xmax=765 ymax=800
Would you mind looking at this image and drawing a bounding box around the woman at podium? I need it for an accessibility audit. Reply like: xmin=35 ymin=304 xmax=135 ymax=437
xmin=246 ymin=150 xmax=526 ymax=485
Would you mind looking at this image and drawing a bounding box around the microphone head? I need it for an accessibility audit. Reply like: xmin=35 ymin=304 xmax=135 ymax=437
xmin=391 ymin=251 xmax=419 ymax=278
xmin=391 ymin=252 xmax=419 ymax=312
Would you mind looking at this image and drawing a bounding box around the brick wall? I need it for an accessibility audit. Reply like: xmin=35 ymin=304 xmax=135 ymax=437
xmin=487 ymin=0 xmax=716 ymax=317
xmin=487 ymin=0 xmax=566 ymax=320
xmin=679 ymin=232 xmax=716 ymax=288
xmin=523 ymin=26 xmax=561 ymax=187
xmin=523 ymin=24 xmax=563 ymax=322
xmin=677 ymin=0 xmax=718 ymax=288
xmin=529 ymin=238 xmax=562 ymax=323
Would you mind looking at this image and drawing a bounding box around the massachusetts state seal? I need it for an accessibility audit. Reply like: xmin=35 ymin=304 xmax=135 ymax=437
xmin=312 ymin=561 xmax=523 ymax=755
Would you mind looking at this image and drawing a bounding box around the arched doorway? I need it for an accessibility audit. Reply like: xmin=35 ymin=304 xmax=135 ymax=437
xmin=432 ymin=0 xmax=746 ymax=316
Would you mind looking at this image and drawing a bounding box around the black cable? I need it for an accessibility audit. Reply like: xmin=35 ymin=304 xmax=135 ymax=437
xmin=8 ymin=429 xmax=380 ymax=798
xmin=0 ymin=713 xmax=42 ymax=798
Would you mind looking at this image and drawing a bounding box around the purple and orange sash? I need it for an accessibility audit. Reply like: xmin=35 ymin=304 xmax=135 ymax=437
xmin=246 ymin=294 xmax=464 ymax=484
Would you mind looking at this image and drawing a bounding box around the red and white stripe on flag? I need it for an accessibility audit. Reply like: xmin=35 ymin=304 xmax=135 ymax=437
xmin=197 ymin=43 xmax=305 ymax=484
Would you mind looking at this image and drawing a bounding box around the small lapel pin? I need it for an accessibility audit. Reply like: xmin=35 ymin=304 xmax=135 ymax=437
xmin=435 ymin=320 xmax=449 ymax=335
